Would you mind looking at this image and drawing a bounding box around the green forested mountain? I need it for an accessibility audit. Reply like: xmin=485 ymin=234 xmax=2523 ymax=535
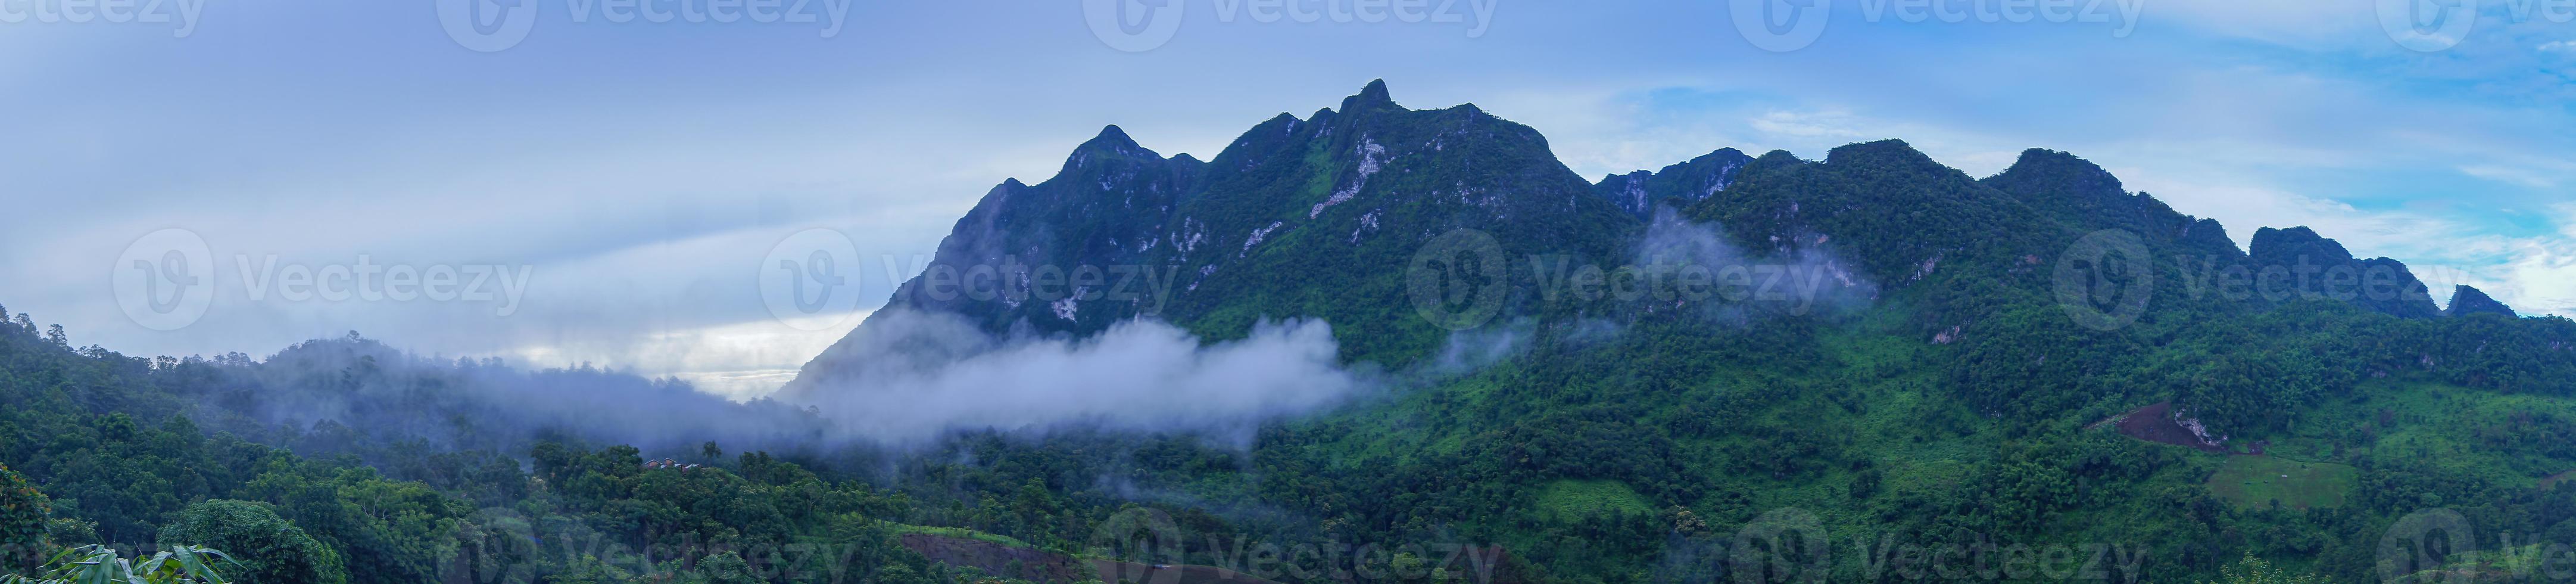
xmin=9 ymin=82 xmax=2576 ymax=584
xmin=787 ymin=80 xmax=1641 ymax=396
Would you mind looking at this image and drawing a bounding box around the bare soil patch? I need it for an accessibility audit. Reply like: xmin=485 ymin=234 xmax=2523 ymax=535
xmin=2113 ymin=402 xmax=2227 ymax=453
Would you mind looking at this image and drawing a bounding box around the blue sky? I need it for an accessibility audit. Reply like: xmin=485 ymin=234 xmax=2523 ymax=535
xmin=4 ymin=0 xmax=2571 ymax=397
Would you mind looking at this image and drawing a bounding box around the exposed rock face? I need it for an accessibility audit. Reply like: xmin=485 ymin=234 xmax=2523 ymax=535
xmin=785 ymin=81 xmax=2477 ymax=407
xmin=2448 ymin=284 xmax=2518 ymax=318
xmin=1593 ymin=148 xmax=1752 ymax=219
xmin=2247 ymin=226 xmax=2440 ymax=319
xmin=784 ymin=80 xmax=1640 ymax=397
xmin=1984 ymin=148 xmax=2243 ymax=260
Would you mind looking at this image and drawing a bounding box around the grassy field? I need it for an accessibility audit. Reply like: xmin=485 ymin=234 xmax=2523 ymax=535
xmin=887 ymin=523 xmax=1034 ymax=549
xmin=2204 ymin=455 xmax=2360 ymax=510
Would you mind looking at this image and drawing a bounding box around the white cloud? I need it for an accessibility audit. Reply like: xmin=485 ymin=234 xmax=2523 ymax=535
xmin=2541 ymin=40 xmax=2576 ymax=54
xmin=1751 ymin=109 xmax=1873 ymax=141
xmin=512 ymin=311 xmax=868 ymax=401
xmin=2118 ymin=170 xmax=2575 ymax=317
xmin=2460 ymin=164 xmax=2560 ymax=188
xmin=2496 ymin=206 xmax=2576 ymax=315
xmin=792 ymin=310 xmax=1368 ymax=444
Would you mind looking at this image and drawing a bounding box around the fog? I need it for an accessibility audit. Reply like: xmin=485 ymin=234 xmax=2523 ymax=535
xmin=188 ymin=334 xmax=834 ymax=462
xmin=157 ymin=209 xmax=1879 ymax=471
xmin=1629 ymin=207 xmax=1878 ymax=321
xmin=161 ymin=307 xmax=1397 ymax=471
xmin=786 ymin=310 xmax=1371 ymax=446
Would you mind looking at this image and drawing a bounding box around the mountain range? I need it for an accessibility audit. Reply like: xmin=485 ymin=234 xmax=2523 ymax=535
xmin=788 ymin=80 xmax=2506 ymax=400
xmin=745 ymin=82 xmax=2576 ymax=582
xmin=7 ymin=80 xmax=2575 ymax=584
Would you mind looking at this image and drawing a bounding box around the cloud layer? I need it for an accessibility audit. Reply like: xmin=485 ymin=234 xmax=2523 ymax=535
xmin=790 ymin=310 xmax=1370 ymax=445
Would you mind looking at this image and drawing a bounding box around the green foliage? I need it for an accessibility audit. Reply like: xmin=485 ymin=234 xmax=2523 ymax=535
xmin=690 ymin=551 xmax=757 ymax=584
xmin=884 ymin=524 xmax=1030 ymax=549
xmin=2202 ymin=552 xmax=2325 ymax=584
xmin=155 ymin=501 xmax=346 ymax=584
xmin=1 ymin=544 xmax=238 ymax=584
xmin=1532 ymin=480 xmax=1651 ymax=519
xmin=0 ymin=464 xmax=51 ymax=573
xmin=8 ymin=97 xmax=2576 ymax=584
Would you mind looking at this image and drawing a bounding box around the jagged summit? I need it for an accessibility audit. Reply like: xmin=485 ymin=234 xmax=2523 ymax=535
xmin=1826 ymin=139 xmax=1936 ymax=166
xmin=784 ymin=79 xmax=1635 ymax=397
xmin=2247 ymin=226 xmax=2440 ymax=319
xmin=1976 ymin=148 xmax=2246 ymax=257
xmin=1753 ymin=149 xmax=1804 ymax=166
xmin=1592 ymin=147 xmax=1754 ymax=219
xmin=1342 ymin=79 xmax=1396 ymax=111
xmin=2450 ymin=285 xmax=2519 ymax=318
xmin=2250 ymin=226 xmax=2354 ymax=262
xmin=1990 ymin=148 xmax=2125 ymax=196
xmin=1083 ymin=124 xmax=1140 ymax=150
xmin=791 ymin=80 xmax=2495 ymax=401
xmin=1064 ymin=124 xmax=1162 ymax=164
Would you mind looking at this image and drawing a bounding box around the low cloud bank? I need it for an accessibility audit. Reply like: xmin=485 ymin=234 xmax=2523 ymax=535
xmin=1630 ymin=208 xmax=1876 ymax=320
xmin=790 ymin=310 xmax=1370 ymax=445
xmin=179 ymin=334 xmax=832 ymax=465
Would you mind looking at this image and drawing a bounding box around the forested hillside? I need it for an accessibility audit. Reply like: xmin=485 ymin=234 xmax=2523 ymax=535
xmin=8 ymin=82 xmax=2576 ymax=583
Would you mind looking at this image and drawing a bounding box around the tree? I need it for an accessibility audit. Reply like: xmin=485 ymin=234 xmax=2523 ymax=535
xmin=0 ymin=465 xmax=51 ymax=573
xmin=156 ymin=501 xmax=347 ymax=584
xmin=693 ymin=551 xmax=759 ymax=584
xmin=701 ymin=442 xmax=723 ymax=462
xmin=1 ymin=545 xmax=238 ymax=584
xmin=2203 ymin=552 xmax=2324 ymax=584
xmin=544 ymin=554 xmax=635 ymax=584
